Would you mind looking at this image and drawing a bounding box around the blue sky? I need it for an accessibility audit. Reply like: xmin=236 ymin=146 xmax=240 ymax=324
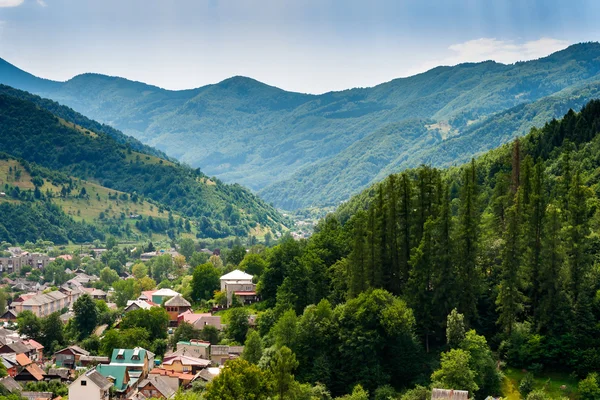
xmin=0 ymin=0 xmax=599 ymax=93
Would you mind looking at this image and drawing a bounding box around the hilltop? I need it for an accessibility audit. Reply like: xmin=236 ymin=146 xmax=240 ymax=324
xmin=3 ymin=43 xmax=600 ymax=209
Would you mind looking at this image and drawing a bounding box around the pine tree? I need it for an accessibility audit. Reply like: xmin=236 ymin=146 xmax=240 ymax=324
xmin=566 ymin=171 xmax=590 ymax=303
xmin=432 ymin=182 xmax=456 ymax=329
xmin=398 ymin=173 xmax=413 ymax=288
xmin=537 ymin=204 xmax=568 ymax=334
xmin=456 ymin=159 xmax=480 ymax=323
xmin=523 ymin=159 xmax=545 ymax=320
xmin=408 ymin=218 xmax=435 ymax=352
xmin=376 ymin=185 xmax=389 ymax=291
xmin=386 ymin=175 xmax=400 ymax=294
xmin=348 ymin=212 xmax=368 ymax=298
xmin=496 ymin=195 xmax=525 ymax=335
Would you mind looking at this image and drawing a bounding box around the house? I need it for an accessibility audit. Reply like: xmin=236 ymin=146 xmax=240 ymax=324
xmin=210 ymin=345 xmax=243 ymax=365
xmin=12 ymin=290 xmax=69 ymax=317
xmin=79 ymin=355 xmax=110 ymax=367
xmin=59 ymin=285 xmax=84 ymax=304
xmin=69 ymin=368 xmax=112 ymax=400
xmin=161 ymin=354 xmax=210 ymax=374
xmin=53 ymin=345 xmax=90 ymax=368
xmin=219 ymin=270 xmax=257 ymax=307
xmin=197 ymin=367 xmax=221 ymax=382
xmin=0 ymin=251 xmax=50 ymax=275
xmin=0 ymin=309 xmax=18 ymax=322
xmin=1 ymin=354 xmax=19 ymax=377
xmin=124 ymin=300 xmax=156 ymax=313
xmin=136 ymin=374 xmax=177 ymax=399
xmin=191 ymin=313 xmax=222 ymax=331
xmin=84 ymin=288 xmax=108 ymax=301
xmin=23 ymin=339 xmax=44 ymax=362
xmin=0 ymin=375 xmax=21 ymax=392
xmin=174 ymin=340 xmax=210 ymax=360
xmin=164 ymin=295 xmax=191 ymax=326
xmin=109 ymin=348 xmax=151 ymax=383
xmin=148 ymin=368 xmax=195 ymax=387
xmin=0 ymin=342 xmax=37 ymax=360
xmin=47 ymin=368 xmax=71 ymax=382
xmin=431 ymin=389 xmax=470 ymax=400
xmin=0 ymin=328 xmax=21 ymax=346
xmin=178 ymin=309 xmax=222 ymax=331
xmin=14 ymin=363 xmax=45 ymax=382
xmin=150 ymin=288 xmax=180 ymax=305
xmin=96 ymin=364 xmax=131 ymax=398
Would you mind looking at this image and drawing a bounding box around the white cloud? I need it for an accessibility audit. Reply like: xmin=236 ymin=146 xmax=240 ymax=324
xmin=36 ymin=0 xmax=46 ymax=6
xmin=405 ymin=37 xmax=571 ymax=79
xmin=447 ymin=37 xmax=570 ymax=64
xmin=0 ymin=0 xmax=24 ymax=7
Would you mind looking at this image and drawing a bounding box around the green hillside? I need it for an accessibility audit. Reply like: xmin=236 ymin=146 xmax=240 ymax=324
xmin=3 ymin=43 xmax=600 ymax=209
xmin=236 ymin=101 xmax=600 ymax=398
xmin=263 ymin=80 xmax=600 ymax=209
xmin=0 ymin=92 xmax=290 ymax=242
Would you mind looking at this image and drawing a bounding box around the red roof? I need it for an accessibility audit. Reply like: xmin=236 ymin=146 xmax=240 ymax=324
xmin=57 ymin=255 xmax=73 ymax=261
xmin=149 ymin=368 xmax=195 ymax=381
xmin=24 ymin=363 xmax=45 ymax=381
xmin=16 ymin=353 xmax=32 ymax=366
xmin=178 ymin=310 xmax=211 ymax=323
xmin=24 ymin=339 xmax=44 ymax=350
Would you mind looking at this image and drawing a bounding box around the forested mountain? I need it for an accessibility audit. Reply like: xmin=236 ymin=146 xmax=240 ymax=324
xmin=248 ymin=101 xmax=600 ymax=398
xmin=0 ymin=90 xmax=290 ymax=242
xmin=3 ymin=43 xmax=600 ymax=209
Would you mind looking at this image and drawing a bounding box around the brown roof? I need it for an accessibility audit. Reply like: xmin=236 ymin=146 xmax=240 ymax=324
xmin=24 ymin=364 xmax=45 ymax=381
xmin=16 ymin=353 xmax=32 ymax=366
xmin=164 ymin=294 xmax=191 ymax=307
xmin=24 ymin=339 xmax=44 ymax=351
xmin=138 ymin=375 xmax=177 ymax=398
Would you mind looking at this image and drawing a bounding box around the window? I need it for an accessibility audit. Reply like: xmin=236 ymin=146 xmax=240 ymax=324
xmin=81 ymin=380 xmax=87 ymax=386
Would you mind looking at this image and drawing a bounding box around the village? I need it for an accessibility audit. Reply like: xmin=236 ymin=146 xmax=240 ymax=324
xmin=0 ymin=242 xmax=261 ymax=400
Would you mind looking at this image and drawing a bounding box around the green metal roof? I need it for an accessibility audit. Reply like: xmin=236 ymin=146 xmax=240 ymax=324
xmin=178 ymin=340 xmax=210 ymax=348
xmin=96 ymin=364 xmax=128 ymax=392
xmin=110 ymin=348 xmax=147 ymax=366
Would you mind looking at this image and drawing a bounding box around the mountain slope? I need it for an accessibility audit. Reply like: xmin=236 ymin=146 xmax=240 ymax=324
xmin=0 ymin=90 xmax=290 ymax=239
xmin=262 ymin=79 xmax=600 ymax=208
xmin=3 ymin=42 xmax=600 ymax=208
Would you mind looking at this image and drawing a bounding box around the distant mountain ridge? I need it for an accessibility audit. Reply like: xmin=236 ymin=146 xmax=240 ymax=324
xmin=3 ymin=42 xmax=600 ymax=209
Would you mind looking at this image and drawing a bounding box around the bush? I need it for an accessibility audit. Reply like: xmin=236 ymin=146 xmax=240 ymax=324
xmin=519 ymin=373 xmax=535 ymax=398
xmin=579 ymin=373 xmax=600 ymax=400
xmin=526 ymin=390 xmax=549 ymax=400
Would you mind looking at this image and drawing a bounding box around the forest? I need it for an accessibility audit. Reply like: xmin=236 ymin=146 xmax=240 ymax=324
xmin=217 ymin=100 xmax=600 ymax=399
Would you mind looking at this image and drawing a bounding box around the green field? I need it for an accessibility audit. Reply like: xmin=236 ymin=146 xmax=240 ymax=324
xmin=503 ymin=367 xmax=578 ymax=399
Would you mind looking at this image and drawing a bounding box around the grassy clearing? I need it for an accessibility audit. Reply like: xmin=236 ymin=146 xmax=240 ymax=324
xmin=124 ymin=151 xmax=176 ymax=167
xmin=0 ymin=159 xmax=197 ymax=240
xmin=503 ymin=367 xmax=578 ymax=399
xmin=0 ymin=159 xmax=35 ymax=190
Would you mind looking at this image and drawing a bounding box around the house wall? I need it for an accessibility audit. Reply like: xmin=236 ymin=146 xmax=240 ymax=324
xmin=177 ymin=343 xmax=209 ymax=359
xmin=69 ymin=376 xmax=108 ymax=400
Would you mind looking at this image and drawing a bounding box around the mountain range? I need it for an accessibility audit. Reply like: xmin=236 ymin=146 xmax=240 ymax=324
xmin=2 ymin=42 xmax=600 ymax=209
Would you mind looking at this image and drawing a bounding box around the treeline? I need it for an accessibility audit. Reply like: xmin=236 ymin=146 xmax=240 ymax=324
xmin=0 ymin=91 xmax=289 ymax=238
xmin=247 ymin=100 xmax=600 ymax=397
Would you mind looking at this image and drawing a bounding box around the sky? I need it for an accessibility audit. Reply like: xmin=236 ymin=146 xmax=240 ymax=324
xmin=0 ymin=0 xmax=599 ymax=94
